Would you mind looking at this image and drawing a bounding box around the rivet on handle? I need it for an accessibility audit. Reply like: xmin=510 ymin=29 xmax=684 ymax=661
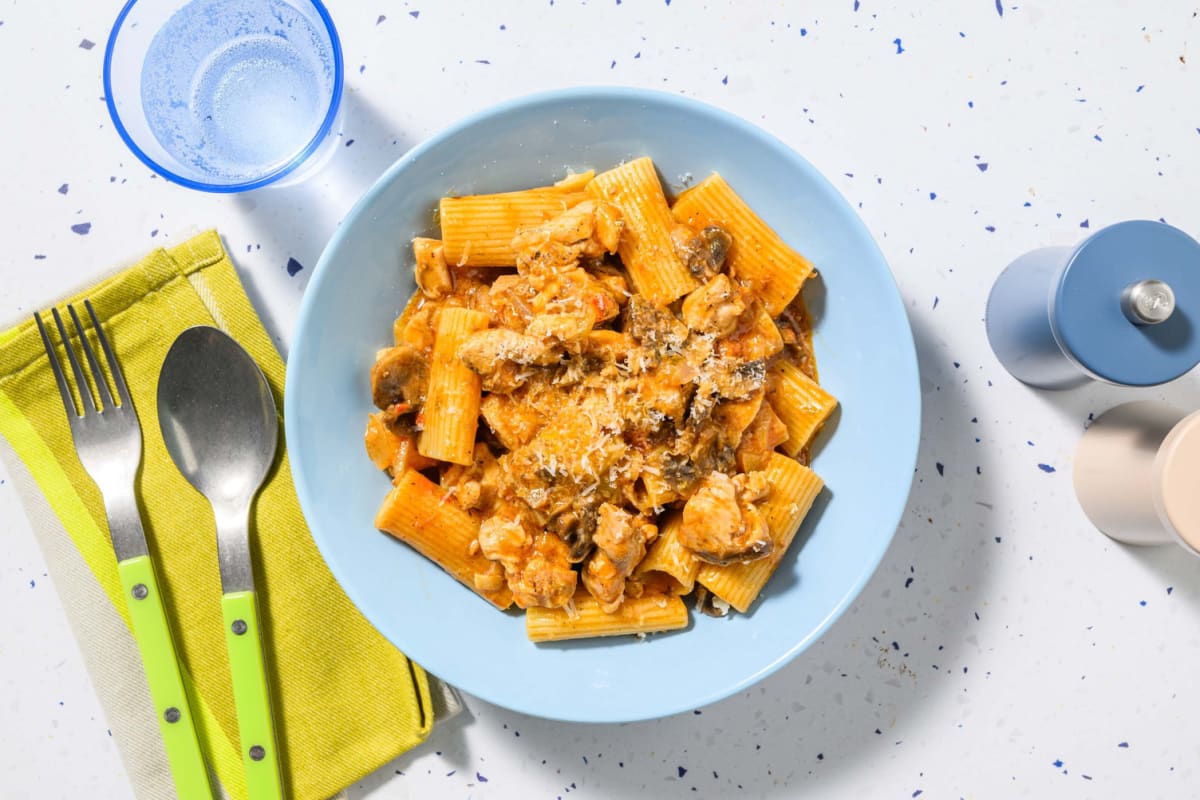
xmin=231 ymin=619 xmax=248 ymax=635
xmin=131 ymin=583 xmax=148 ymax=600
xmin=249 ymin=745 xmax=266 ymax=761
xmin=164 ymin=707 xmax=181 ymax=724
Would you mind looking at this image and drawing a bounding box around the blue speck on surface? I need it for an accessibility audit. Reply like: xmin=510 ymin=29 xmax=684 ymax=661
xmin=71 ymin=222 xmax=91 ymax=235
xmin=57 ymin=183 xmax=69 ymax=194
xmin=79 ymin=38 xmax=95 ymax=49
xmin=933 ymin=295 xmax=939 ymax=309
xmin=977 ymin=162 xmax=989 ymax=172
xmin=150 ymin=229 xmax=159 ymax=237
xmin=34 ymin=254 xmax=47 ymax=260
xmin=1080 ymin=219 xmax=1089 ymax=228
xmin=476 ymin=59 xmax=491 ymax=64
xmin=904 ymin=577 xmax=913 ymax=588
xmin=477 ymin=772 xmax=488 ymax=783
xmin=913 ymin=791 xmax=923 ymax=798
xmin=817 ymin=753 xmax=824 ymax=760
xmin=1167 ymin=586 xmax=1174 ymax=595
xmin=935 ymin=462 xmax=944 ymax=476
xmin=1136 ymin=84 xmax=1144 ymax=92
xmin=1118 ymin=741 xmax=1129 ymax=748
xmin=377 ymin=14 xmax=386 ymax=24
xmin=29 ymin=580 xmax=35 ymax=588
xmin=409 ymin=10 xmax=419 ymax=18
xmin=611 ymin=59 xmax=616 ymax=69
xmin=677 ymin=766 xmax=687 ymax=777
xmin=995 ymin=536 xmax=1002 ymax=543
xmin=500 ymin=23 xmax=507 ymax=29
xmin=722 ymin=75 xmax=728 ymax=85
xmin=968 ymin=100 xmax=974 ymax=108
xmin=1094 ymin=134 xmax=1103 ymax=142
xmin=995 ymin=0 xmax=1003 ymax=16
xmin=985 ymin=225 xmax=996 ymax=232
xmin=1038 ymin=463 xmax=1056 ymax=473
xmin=345 ymin=139 xmax=355 ymax=147
xmin=853 ymin=0 xmax=860 ymax=10
xmin=1054 ymin=759 xmax=1064 ymax=768
xmin=929 ymin=191 xmax=937 ymax=199
xmin=1139 ymin=600 xmax=1147 ymax=607
xmin=800 ymin=28 xmax=807 ymax=36
xmin=286 ymin=257 xmax=304 ymax=276
xmin=893 ymin=38 xmax=904 ymax=54
xmin=359 ymin=64 xmax=365 ymax=74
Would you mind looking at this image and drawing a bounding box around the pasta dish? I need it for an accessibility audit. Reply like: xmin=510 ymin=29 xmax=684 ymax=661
xmin=364 ymin=158 xmax=837 ymax=641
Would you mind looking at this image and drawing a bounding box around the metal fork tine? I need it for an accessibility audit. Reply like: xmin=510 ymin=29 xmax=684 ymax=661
xmin=51 ymin=307 xmax=98 ymax=415
xmin=34 ymin=311 xmax=79 ymax=418
xmin=68 ymin=303 xmax=115 ymax=411
xmin=85 ymin=299 xmax=132 ymax=408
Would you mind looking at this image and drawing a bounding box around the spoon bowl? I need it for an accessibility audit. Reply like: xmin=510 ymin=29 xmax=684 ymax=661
xmin=158 ymin=326 xmax=278 ymax=507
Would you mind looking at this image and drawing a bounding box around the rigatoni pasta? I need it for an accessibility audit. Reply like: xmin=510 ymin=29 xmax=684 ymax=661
xmin=375 ymin=469 xmax=514 ymax=609
xmin=366 ymin=158 xmax=836 ymax=641
xmin=417 ymin=307 xmax=489 ymax=465
xmin=440 ymin=184 xmax=590 ymax=267
xmin=671 ymin=173 xmax=815 ymax=316
xmin=586 ymin=157 xmax=698 ymax=306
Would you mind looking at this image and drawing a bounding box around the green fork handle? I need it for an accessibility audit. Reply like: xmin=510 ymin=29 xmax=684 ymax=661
xmin=221 ymin=590 xmax=284 ymax=800
xmin=117 ymin=555 xmax=213 ymax=800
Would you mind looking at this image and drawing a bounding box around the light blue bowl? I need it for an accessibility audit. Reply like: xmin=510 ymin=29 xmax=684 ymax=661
xmin=286 ymin=87 xmax=920 ymax=723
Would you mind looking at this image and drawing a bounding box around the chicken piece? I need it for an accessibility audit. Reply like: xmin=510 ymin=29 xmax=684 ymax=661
xmin=717 ymin=304 xmax=784 ymax=362
xmin=480 ymin=391 xmax=545 ymax=450
xmin=628 ymin=357 xmax=698 ymax=430
xmin=736 ymin=400 xmax=789 ymax=472
xmin=511 ymin=200 xmax=624 ymax=278
xmin=413 ymin=237 xmax=453 ymax=299
xmin=477 ymin=505 xmax=532 ymax=570
xmin=371 ymin=345 xmax=430 ymax=409
xmin=595 ymin=503 xmax=657 ymax=575
xmin=364 ymin=412 xmax=402 ymax=470
xmin=580 ymin=329 xmax=636 ymax=365
xmin=672 ymin=224 xmax=732 ymax=282
xmin=509 ymin=532 xmax=578 ymax=609
xmin=681 ymin=273 xmax=747 ymax=336
xmin=580 ymin=503 xmax=658 ymax=613
xmin=440 ymin=443 xmax=501 ymax=513
xmin=711 ymin=391 xmax=765 ymax=448
xmin=531 ymin=266 xmax=623 ymax=332
xmin=364 ymin=411 xmax=436 ymax=478
xmin=486 ymin=274 xmax=539 ymax=331
xmin=679 ymin=471 xmax=772 ymax=565
xmin=587 ymin=262 xmax=632 ymax=304
xmin=457 ymin=328 xmax=564 ymax=385
xmin=525 ymin=311 xmax=596 ymax=345
xmin=395 ymin=303 xmax=438 ymax=351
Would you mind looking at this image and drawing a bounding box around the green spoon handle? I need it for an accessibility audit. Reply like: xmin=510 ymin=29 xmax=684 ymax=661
xmin=221 ymin=590 xmax=284 ymax=800
xmin=117 ymin=555 xmax=214 ymax=800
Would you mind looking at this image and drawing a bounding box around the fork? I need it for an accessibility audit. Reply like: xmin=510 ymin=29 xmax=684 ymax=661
xmin=36 ymin=301 xmax=214 ymax=800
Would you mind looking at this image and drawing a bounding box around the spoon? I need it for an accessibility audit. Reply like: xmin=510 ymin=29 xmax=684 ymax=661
xmin=157 ymin=326 xmax=284 ymax=800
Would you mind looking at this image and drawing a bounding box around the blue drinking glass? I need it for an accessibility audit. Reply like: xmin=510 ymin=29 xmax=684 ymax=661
xmin=104 ymin=0 xmax=343 ymax=192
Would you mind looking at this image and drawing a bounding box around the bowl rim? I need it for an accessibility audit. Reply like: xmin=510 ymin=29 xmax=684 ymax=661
xmin=285 ymin=85 xmax=921 ymax=721
xmin=103 ymin=0 xmax=344 ymax=193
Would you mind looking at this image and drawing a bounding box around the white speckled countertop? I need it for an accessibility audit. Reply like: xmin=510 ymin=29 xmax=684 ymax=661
xmin=3 ymin=2 xmax=1199 ymax=798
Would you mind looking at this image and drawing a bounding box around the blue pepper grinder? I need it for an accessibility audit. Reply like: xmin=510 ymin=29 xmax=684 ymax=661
xmin=986 ymin=220 xmax=1200 ymax=389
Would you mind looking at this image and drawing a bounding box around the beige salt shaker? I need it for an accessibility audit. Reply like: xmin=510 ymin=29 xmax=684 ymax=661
xmin=1073 ymin=401 xmax=1200 ymax=555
